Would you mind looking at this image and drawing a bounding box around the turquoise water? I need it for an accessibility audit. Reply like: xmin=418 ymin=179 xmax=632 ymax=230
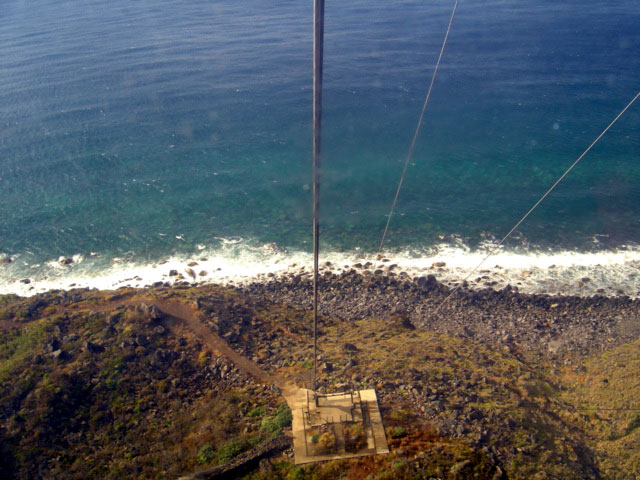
xmin=1 ymin=0 xmax=639 ymax=293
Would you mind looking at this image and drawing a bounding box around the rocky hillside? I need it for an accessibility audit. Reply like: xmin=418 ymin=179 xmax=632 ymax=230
xmin=1 ymin=277 xmax=639 ymax=479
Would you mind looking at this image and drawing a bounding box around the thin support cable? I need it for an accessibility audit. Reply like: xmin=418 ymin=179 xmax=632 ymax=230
xmin=379 ymin=0 xmax=460 ymax=251
xmin=432 ymin=91 xmax=640 ymax=317
xmin=312 ymin=0 xmax=325 ymax=393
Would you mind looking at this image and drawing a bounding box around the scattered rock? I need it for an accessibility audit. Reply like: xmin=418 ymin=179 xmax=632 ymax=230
xmin=83 ymin=341 xmax=104 ymax=353
xmin=345 ymin=357 xmax=358 ymax=367
xmin=342 ymin=343 xmax=359 ymax=352
xmin=45 ymin=339 xmax=61 ymax=353
xmin=51 ymin=349 xmax=70 ymax=361
xmin=137 ymin=303 xmax=161 ymax=320
xmin=321 ymin=362 xmax=333 ymax=373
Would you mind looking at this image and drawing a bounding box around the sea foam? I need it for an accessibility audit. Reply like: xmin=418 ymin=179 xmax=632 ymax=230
xmin=1 ymin=239 xmax=639 ymax=299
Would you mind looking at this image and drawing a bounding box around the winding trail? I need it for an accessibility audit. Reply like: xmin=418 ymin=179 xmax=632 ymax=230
xmin=154 ymin=299 xmax=277 ymax=386
xmin=72 ymin=295 xmax=308 ymax=478
xmin=77 ymin=295 xmax=305 ymax=396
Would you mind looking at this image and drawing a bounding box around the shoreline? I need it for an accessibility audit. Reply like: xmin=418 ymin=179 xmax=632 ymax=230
xmin=5 ymin=268 xmax=639 ymax=362
xmin=2 ymin=243 xmax=640 ymax=299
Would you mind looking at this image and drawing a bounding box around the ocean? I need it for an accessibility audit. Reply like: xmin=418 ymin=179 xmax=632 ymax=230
xmin=1 ymin=0 xmax=639 ymax=297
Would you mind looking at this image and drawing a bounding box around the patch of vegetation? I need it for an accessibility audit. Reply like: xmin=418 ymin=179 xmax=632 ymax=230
xmin=388 ymin=426 xmax=407 ymax=439
xmin=261 ymin=403 xmax=292 ymax=436
xmin=197 ymin=443 xmax=215 ymax=465
xmin=344 ymin=422 xmax=367 ymax=452
xmin=316 ymin=431 xmax=336 ymax=454
xmin=298 ymin=360 xmax=312 ymax=370
xmin=0 ymin=318 xmax=52 ymax=383
xmin=217 ymin=437 xmax=248 ymax=463
xmin=0 ymin=288 xmax=282 ymax=479
xmin=248 ymin=405 xmax=266 ymax=417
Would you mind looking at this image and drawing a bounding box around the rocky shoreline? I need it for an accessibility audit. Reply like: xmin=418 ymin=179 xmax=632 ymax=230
xmin=240 ymin=269 xmax=640 ymax=360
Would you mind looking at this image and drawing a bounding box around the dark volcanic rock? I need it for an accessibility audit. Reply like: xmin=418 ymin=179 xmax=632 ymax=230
xmin=83 ymin=341 xmax=104 ymax=353
xmin=45 ymin=339 xmax=61 ymax=353
xmin=241 ymin=271 xmax=640 ymax=358
xmin=342 ymin=343 xmax=359 ymax=352
xmin=51 ymin=349 xmax=70 ymax=361
xmin=137 ymin=302 xmax=161 ymax=321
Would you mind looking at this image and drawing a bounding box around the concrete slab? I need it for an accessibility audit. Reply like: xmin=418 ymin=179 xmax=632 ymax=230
xmin=286 ymin=387 xmax=389 ymax=465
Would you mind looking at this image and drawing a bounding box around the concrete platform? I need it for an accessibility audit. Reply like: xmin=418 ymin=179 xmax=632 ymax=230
xmin=287 ymin=388 xmax=389 ymax=465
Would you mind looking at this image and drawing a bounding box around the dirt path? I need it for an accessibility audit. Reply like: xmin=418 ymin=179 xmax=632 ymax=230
xmin=76 ymin=296 xmax=300 ymax=390
xmin=75 ymin=295 xmax=305 ymax=421
xmin=154 ymin=299 xmax=277 ymax=386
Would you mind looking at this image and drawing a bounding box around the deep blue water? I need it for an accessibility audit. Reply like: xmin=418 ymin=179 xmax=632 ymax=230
xmin=1 ymin=0 xmax=639 ymax=290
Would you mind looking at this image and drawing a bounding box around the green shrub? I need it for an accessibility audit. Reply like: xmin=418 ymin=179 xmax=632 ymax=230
xmin=274 ymin=403 xmax=292 ymax=428
xmin=197 ymin=444 xmax=215 ymax=465
xmin=298 ymin=360 xmax=312 ymax=370
xmin=217 ymin=438 xmax=247 ymax=463
xmin=261 ymin=403 xmax=292 ymax=435
xmin=247 ymin=405 xmax=266 ymax=417
xmin=286 ymin=465 xmax=304 ymax=480
xmin=247 ymin=434 xmax=263 ymax=448
xmin=261 ymin=416 xmax=279 ymax=435
xmin=389 ymin=426 xmax=407 ymax=438
xmin=317 ymin=432 xmax=336 ymax=453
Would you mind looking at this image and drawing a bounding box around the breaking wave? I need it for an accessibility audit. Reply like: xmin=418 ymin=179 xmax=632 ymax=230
xmin=2 ymin=238 xmax=640 ymax=298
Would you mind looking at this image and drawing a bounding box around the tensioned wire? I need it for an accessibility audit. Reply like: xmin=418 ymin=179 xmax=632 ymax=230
xmin=379 ymin=0 xmax=460 ymax=252
xmin=431 ymin=91 xmax=640 ymax=316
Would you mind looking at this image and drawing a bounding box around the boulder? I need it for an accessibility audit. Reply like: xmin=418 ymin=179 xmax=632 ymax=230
xmin=51 ymin=349 xmax=70 ymax=361
xmin=342 ymin=343 xmax=359 ymax=352
xmin=44 ymin=339 xmax=60 ymax=353
xmin=137 ymin=303 xmax=161 ymax=321
xmin=83 ymin=341 xmax=104 ymax=353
